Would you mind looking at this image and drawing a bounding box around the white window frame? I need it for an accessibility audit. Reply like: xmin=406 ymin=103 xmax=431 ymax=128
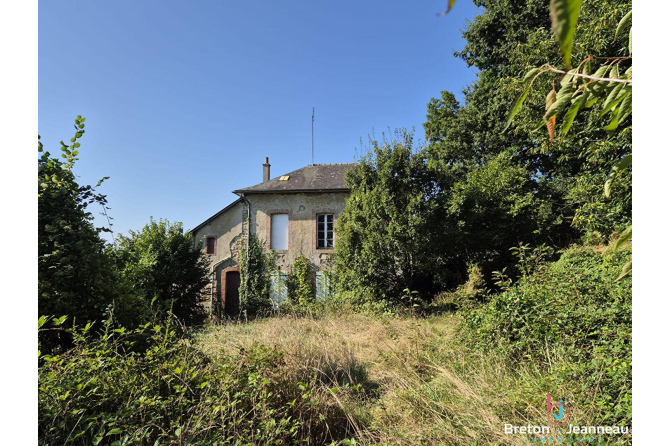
xmin=316 ymin=214 xmax=334 ymax=249
xmin=271 ymin=213 xmax=289 ymax=250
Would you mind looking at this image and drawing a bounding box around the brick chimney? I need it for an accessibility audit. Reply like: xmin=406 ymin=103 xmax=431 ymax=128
xmin=263 ymin=157 xmax=271 ymax=183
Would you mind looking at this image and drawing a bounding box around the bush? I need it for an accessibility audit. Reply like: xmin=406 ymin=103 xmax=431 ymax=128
xmin=38 ymin=117 xmax=122 ymax=328
xmin=286 ymin=256 xmax=315 ymax=307
xmin=38 ymin=316 xmax=342 ymax=445
xmin=239 ymin=234 xmax=273 ymax=315
xmin=462 ymin=246 xmax=632 ymax=426
xmin=111 ymin=219 xmax=210 ymax=325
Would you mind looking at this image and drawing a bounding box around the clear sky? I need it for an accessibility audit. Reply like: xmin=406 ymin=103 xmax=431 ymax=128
xmin=39 ymin=0 xmax=481 ymax=239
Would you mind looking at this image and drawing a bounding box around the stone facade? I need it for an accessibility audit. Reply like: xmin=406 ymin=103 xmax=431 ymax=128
xmin=191 ymin=160 xmax=355 ymax=313
xmin=247 ymin=192 xmax=347 ymax=270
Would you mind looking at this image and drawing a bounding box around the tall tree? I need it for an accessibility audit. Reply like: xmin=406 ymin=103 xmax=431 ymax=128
xmin=334 ymin=130 xmax=463 ymax=303
xmin=426 ymin=0 xmax=632 ymax=240
xmin=38 ymin=117 xmax=119 ymax=324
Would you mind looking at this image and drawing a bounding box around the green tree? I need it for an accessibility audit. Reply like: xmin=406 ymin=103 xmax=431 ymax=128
xmin=501 ymin=0 xmax=632 ymax=276
xmin=445 ymin=151 xmax=567 ymax=277
xmin=38 ymin=116 xmax=120 ymax=325
xmin=334 ymin=130 xmax=461 ymax=304
xmin=427 ymin=0 xmax=631 ymax=242
xmin=112 ymin=219 xmax=210 ymax=324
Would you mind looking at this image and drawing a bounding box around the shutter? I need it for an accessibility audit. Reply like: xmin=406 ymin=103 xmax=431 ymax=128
xmin=316 ymin=270 xmax=332 ymax=301
xmin=270 ymin=271 xmax=288 ymax=308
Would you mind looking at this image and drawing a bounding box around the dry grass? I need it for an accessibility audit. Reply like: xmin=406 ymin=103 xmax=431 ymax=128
xmin=195 ymin=313 xmax=571 ymax=445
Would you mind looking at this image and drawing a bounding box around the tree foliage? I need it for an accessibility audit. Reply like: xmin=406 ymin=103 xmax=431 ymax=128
xmin=334 ymin=129 xmax=570 ymax=305
xmin=430 ymin=0 xmax=632 ymax=240
xmin=334 ymin=131 xmax=451 ymax=304
xmin=335 ymin=0 xmax=632 ymax=306
xmin=38 ymin=117 xmax=119 ymax=325
xmin=111 ymin=219 xmax=210 ymax=324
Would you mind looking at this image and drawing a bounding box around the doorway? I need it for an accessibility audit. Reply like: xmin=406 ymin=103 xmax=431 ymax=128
xmin=224 ymin=271 xmax=240 ymax=315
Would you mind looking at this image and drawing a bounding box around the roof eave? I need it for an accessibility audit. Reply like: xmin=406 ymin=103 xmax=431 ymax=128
xmin=189 ymin=197 xmax=243 ymax=234
xmin=232 ymin=188 xmax=350 ymax=195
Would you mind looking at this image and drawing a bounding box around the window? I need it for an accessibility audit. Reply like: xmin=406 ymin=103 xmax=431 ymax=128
xmin=317 ymin=214 xmax=334 ymax=249
xmin=206 ymin=236 xmax=216 ymax=255
xmin=271 ymin=214 xmax=289 ymax=250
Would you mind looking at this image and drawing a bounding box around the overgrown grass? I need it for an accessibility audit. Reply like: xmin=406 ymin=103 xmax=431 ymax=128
xmin=196 ymin=312 xmax=605 ymax=445
xmin=38 ymin=317 xmax=348 ymax=445
xmin=39 ymin=246 xmax=631 ymax=445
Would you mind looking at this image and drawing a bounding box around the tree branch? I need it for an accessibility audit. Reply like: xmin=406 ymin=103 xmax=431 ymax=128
xmin=545 ymin=65 xmax=632 ymax=84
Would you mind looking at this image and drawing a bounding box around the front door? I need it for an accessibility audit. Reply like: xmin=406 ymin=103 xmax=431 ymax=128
xmin=225 ymin=271 xmax=240 ymax=315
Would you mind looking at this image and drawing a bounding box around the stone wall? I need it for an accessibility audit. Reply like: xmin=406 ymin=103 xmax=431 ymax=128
xmin=246 ymin=191 xmax=349 ymax=270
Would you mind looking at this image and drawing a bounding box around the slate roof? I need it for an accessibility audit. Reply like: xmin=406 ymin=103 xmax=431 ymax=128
xmin=233 ymin=163 xmax=356 ymax=195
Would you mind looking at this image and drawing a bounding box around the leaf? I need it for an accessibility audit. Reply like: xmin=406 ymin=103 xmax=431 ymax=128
xmin=549 ymin=0 xmax=582 ymax=69
xmin=614 ymin=259 xmax=632 ymax=282
xmin=523 ymin=67 xmax=543 ymax=82
xmin=617 ymin=89 xmax=632 ymax=123
xmin=106 ymin=428 xmax=123 ymax=436
xmin=544 ymin=84 xmax=575 ymax=121
xmin=613 ymin=225 xmax=632 ymax=252
xmin=586 ymin=65 xmax=612 ymax=96
xmin=615 ymin=11 xmax=632 ymax=40
xmin=38 ymin=315 xmax=50 ymax=329
xmin=437 ymin=0 xmax=457 ymax=17
xmin=603 ymin=106 xmax=621 ymax=134
xmin=600 ymin=83 xmax=627 ymax=117
xmin=504 ymin=86 xmax=531 ymax=131
xmin=546 ymin=116 xmax=557 ymax=142
xmin=559 ymin=69 xmax=578 ymax=89
xmin=584 ymin=95 xmax=598 ymax=108
xmin=561 ymin=94 xmax=582 ymax=135
xmin=546 ymin=85 xmax=557 ymax=111
xmin=504 ymin=67 xmax=544 ymax=131
xmin=604 ymin=154 xmax=631 ymax=198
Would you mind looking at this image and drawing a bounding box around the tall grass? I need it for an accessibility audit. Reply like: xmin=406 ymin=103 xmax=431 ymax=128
xmin=196 ymin=313 xmax=585 ymax=445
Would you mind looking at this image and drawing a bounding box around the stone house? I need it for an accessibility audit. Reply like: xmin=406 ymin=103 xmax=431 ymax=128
xmin=191 ymin=158 xmax=356 ymax=314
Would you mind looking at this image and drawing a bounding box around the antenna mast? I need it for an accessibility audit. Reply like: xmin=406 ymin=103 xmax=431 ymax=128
xmin=311 ymin=107 xmax=315 ymax=165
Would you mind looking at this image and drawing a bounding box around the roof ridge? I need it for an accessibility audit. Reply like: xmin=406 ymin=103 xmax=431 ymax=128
xmin=309 ymin=162 xmax=357 ymax=166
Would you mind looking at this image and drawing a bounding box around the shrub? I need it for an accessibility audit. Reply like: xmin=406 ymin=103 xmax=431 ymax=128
xmin=286 ymin=256 xmax=315 ymax=307
xmin=462 ymin=246 xmax=632 ymax=426
xmin=111 ymin=219 xmax=210 ymax=325
xmin=38 ymin=316 xmax=341 ymax=445
xmin=38 ymin=117 xmax=122 ymax=329
xmin=239 ymin=234 xmax=273 ymax=315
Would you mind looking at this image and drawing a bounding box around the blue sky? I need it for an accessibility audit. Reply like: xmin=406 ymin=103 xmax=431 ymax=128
xmin=39 ymin=0 xmax=481 ymax=239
